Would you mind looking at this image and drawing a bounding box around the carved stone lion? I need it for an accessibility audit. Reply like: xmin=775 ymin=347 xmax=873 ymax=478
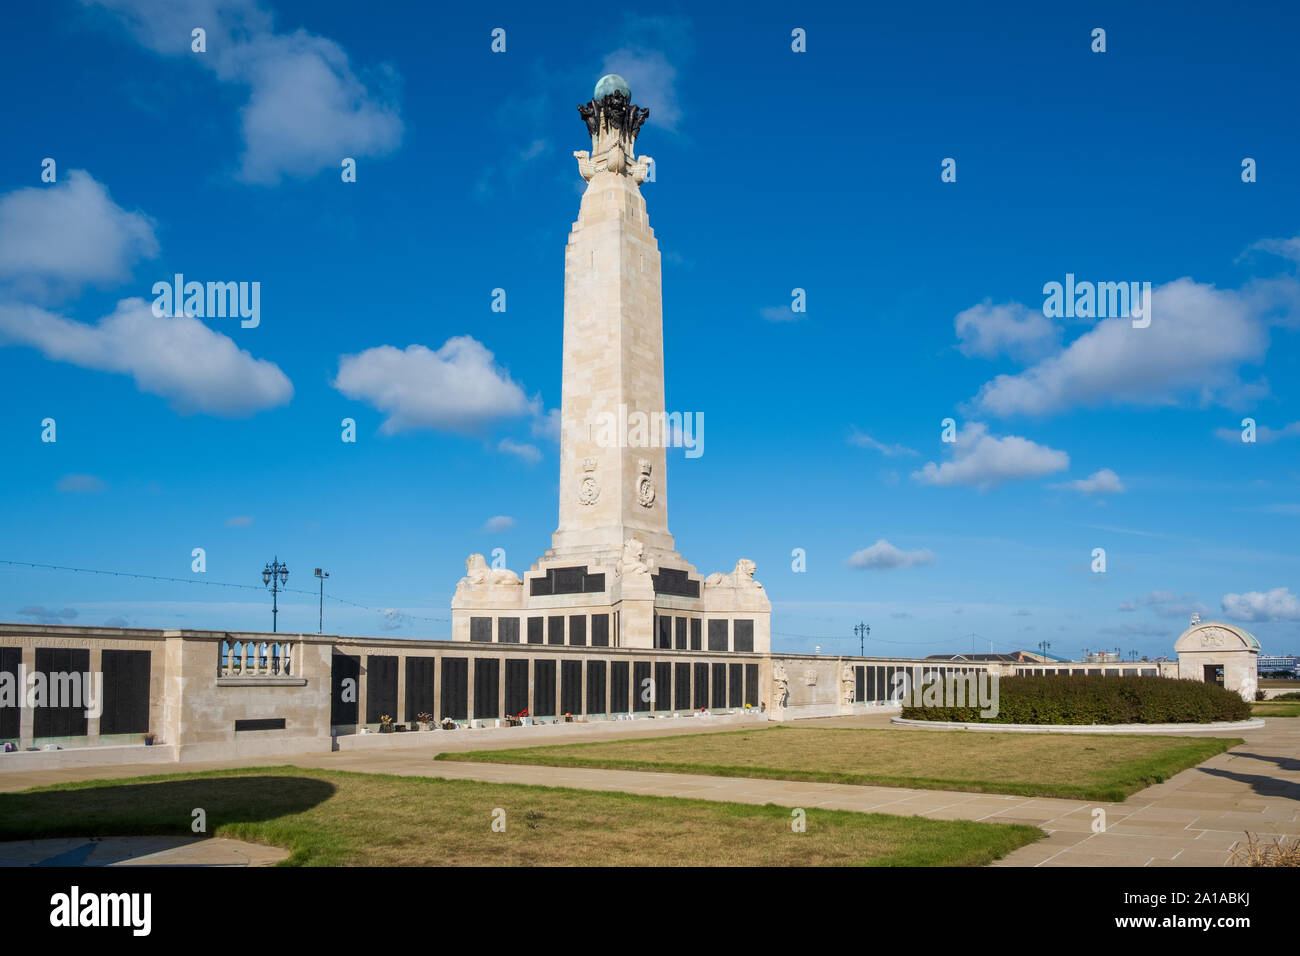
xmin=619 ymin=538 xmax=651 ymax=576
xmin=457 ymin=553 xmax=520 ymax=590
xmin=704 ymin=559 xmax=762 ymax=590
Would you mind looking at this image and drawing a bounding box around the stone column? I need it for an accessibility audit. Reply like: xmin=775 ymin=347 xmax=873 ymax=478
xmin=19 ymin=645 xmax=34 ymax=749
xmin=87 ymin=647 xmax=102 ymax=744
xmin=357 ymin=656 xmax=369 ymax=728
xmin=396 ymin=654 xmax=407 ymax=725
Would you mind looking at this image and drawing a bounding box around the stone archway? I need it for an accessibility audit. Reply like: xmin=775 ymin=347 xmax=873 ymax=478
xmin=1173 ymin=622 xmax=1260 ymax=701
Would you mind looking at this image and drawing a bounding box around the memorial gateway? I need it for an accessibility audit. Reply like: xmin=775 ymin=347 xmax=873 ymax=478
xmin=0 ymin=78 xmax=1260 ymax=769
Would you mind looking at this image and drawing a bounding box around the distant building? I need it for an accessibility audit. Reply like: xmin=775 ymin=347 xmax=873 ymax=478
xmin=1084 ymin=650 xmax=1122 ymax=663
xmin=926 ymin=650 xmax=1062 ymax=664
xmin=1257 ymin=654 xmax=1298 ymax=674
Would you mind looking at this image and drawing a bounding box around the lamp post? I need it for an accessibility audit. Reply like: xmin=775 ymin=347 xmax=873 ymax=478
xmin=1038 ymin=640 xmax=1051 ymax=662
xmin=314 ymin=568 xmax=330 ymax=634
xmin=854 ymin=622 xmax=870 ymax=657
xmin=262 ymin=557 xmax=289 ymax=633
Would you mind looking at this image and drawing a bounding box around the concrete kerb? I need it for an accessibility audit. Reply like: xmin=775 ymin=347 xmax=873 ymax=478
xmin=891 ymin=716 xmax=1266 ymax=734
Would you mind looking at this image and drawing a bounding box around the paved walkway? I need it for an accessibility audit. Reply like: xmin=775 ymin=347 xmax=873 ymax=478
xmin=0 ymin=836 xmax=286 ymax=867
xmin=1 ymin=715 xmax=1294 ymax=866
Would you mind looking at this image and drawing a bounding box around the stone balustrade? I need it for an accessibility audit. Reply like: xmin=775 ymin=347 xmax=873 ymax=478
xmin=219 ymin=639 xmax=294 ymax=678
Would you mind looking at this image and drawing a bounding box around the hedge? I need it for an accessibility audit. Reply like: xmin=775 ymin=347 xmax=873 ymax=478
xmin=900 ymin=674 xmax=1252 ymax=724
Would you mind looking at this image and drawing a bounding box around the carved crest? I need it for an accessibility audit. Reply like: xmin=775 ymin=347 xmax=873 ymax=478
xmin=1199 ymin=627 xmax=1229 ymax=648
xmin=637 ymin=458 xmax=655 ymax=508
xmin=578 ymin=457 xmax=600 ymax=506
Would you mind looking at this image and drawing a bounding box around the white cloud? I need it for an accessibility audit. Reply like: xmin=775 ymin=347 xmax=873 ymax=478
xmin=0 ymin=298 xmax=292 ymax=415
xmin=848 ymin=428 xmax=917 ymax=457
xmin=85 ymin=0 xmax=402 ymax=184
xmin=955 ymin=300 xmax=1060 ymax=362
xmin=519 ymin=139 xmax=550 ymax=162
xmin=225 ymin=516 xmax=254 ymax=527
xmin=1239 ymin=274 xmax=1300 ymax=330
xmin=970 ymin=278 xmax=1270 ymax=416
xmin=17 ymin=605 xmax=79 ymax=625
xmin=1221 ymin=587 xmax=1300 ymax=622
xmin=1055 ymin=468 xmax=1125 ymax=495
xmin=82 ymin=0 xmax=273 ymax=51
xmin=1246 ymin=235 xmax=1300 ymax=264
xmin=1215 ymin=420 xmax=1300 ymax=443
xmin=598 ymin=15 xmax=692 ymax=133
xmin=912 ymin=422 xmax=1068 ymax=491
xmin=1101 ymin=622 xmax=1171 ymax=638
xmin=228 ymin=32 xmax=403 ymax=184
xmin=378 ymin=608 xmax=411 ymax=631
xmin=845 ymin=539 xmax=935 ymax=570
xmin=333 ymin=336 xmax=535 ymax=434
xmin=601 ymin=48 xmax=681 ymax=131
xmin=759 ymin=304 xmax=802 ymax=322
xmin=0 ymin=170 xmax=158 ymax=292
xmin=498 ymin=438 xmax=542 ymax=463
xmin=483 ymin=515 xmax=515 ymax=533
xmin=531 ymin=408 xmax=561 ymax=442
xmin=1121 ymin=590 xmax=1208 ymax=620
xmin=57 ymin=474 xmax=107 ymax=493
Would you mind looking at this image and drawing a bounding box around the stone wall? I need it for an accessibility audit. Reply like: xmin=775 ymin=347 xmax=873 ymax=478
xmin=0 ymin=620 xmax=1252 ymax=771
xmin=0 ymin=623 xmax=770 ymax=768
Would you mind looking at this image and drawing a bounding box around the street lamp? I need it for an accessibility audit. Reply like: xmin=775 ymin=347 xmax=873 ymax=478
xmin=1038 ymin=640 xmax=1051 ymax=662
xmin=314 ymin=568 xmax=330 ymax=634
xmin=262 ymin=557 xmax=289 ymax=633
xmin=854 ymin=622 xmax=870 ymax=657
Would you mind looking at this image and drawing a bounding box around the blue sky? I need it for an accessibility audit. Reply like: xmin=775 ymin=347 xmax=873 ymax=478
xmin=1 ymin=0 xmax=1298 ymax=659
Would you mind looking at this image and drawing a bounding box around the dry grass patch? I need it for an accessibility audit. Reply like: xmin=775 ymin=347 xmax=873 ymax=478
xmin=1252 ymin=701 xmax=1300 ymax=718
xmin=1231 ymin=832 xmax=1300 ymax=867
xmin=440 ymin=725 xmax=1239 ymax=801
xmin=0 ymin=767 xmax=1039 ymax=867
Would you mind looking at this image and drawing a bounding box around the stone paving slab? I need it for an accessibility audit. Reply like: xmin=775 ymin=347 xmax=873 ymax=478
xmin=0 ymin=836 xmax=287 ymax=867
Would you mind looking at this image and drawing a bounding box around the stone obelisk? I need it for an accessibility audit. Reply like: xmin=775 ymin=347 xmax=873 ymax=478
xmin=548 ymin=74 xmax=676 ymax=566
xmin=451 ymin=75 xmax=769 ymax=655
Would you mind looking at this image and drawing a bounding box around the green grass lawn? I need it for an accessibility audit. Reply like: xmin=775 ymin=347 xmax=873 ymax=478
xmin=0 ymin=767 xmax=1040 ymax=867
xmin=1253 ymin=701 xmax=1300 ymax=718
xmin=438 ymin=726 xmax=1240 ymax=801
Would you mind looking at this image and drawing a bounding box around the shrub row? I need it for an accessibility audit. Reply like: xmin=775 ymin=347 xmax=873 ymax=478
xmin=900 ymin=674 xmax=1252 ymax=724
